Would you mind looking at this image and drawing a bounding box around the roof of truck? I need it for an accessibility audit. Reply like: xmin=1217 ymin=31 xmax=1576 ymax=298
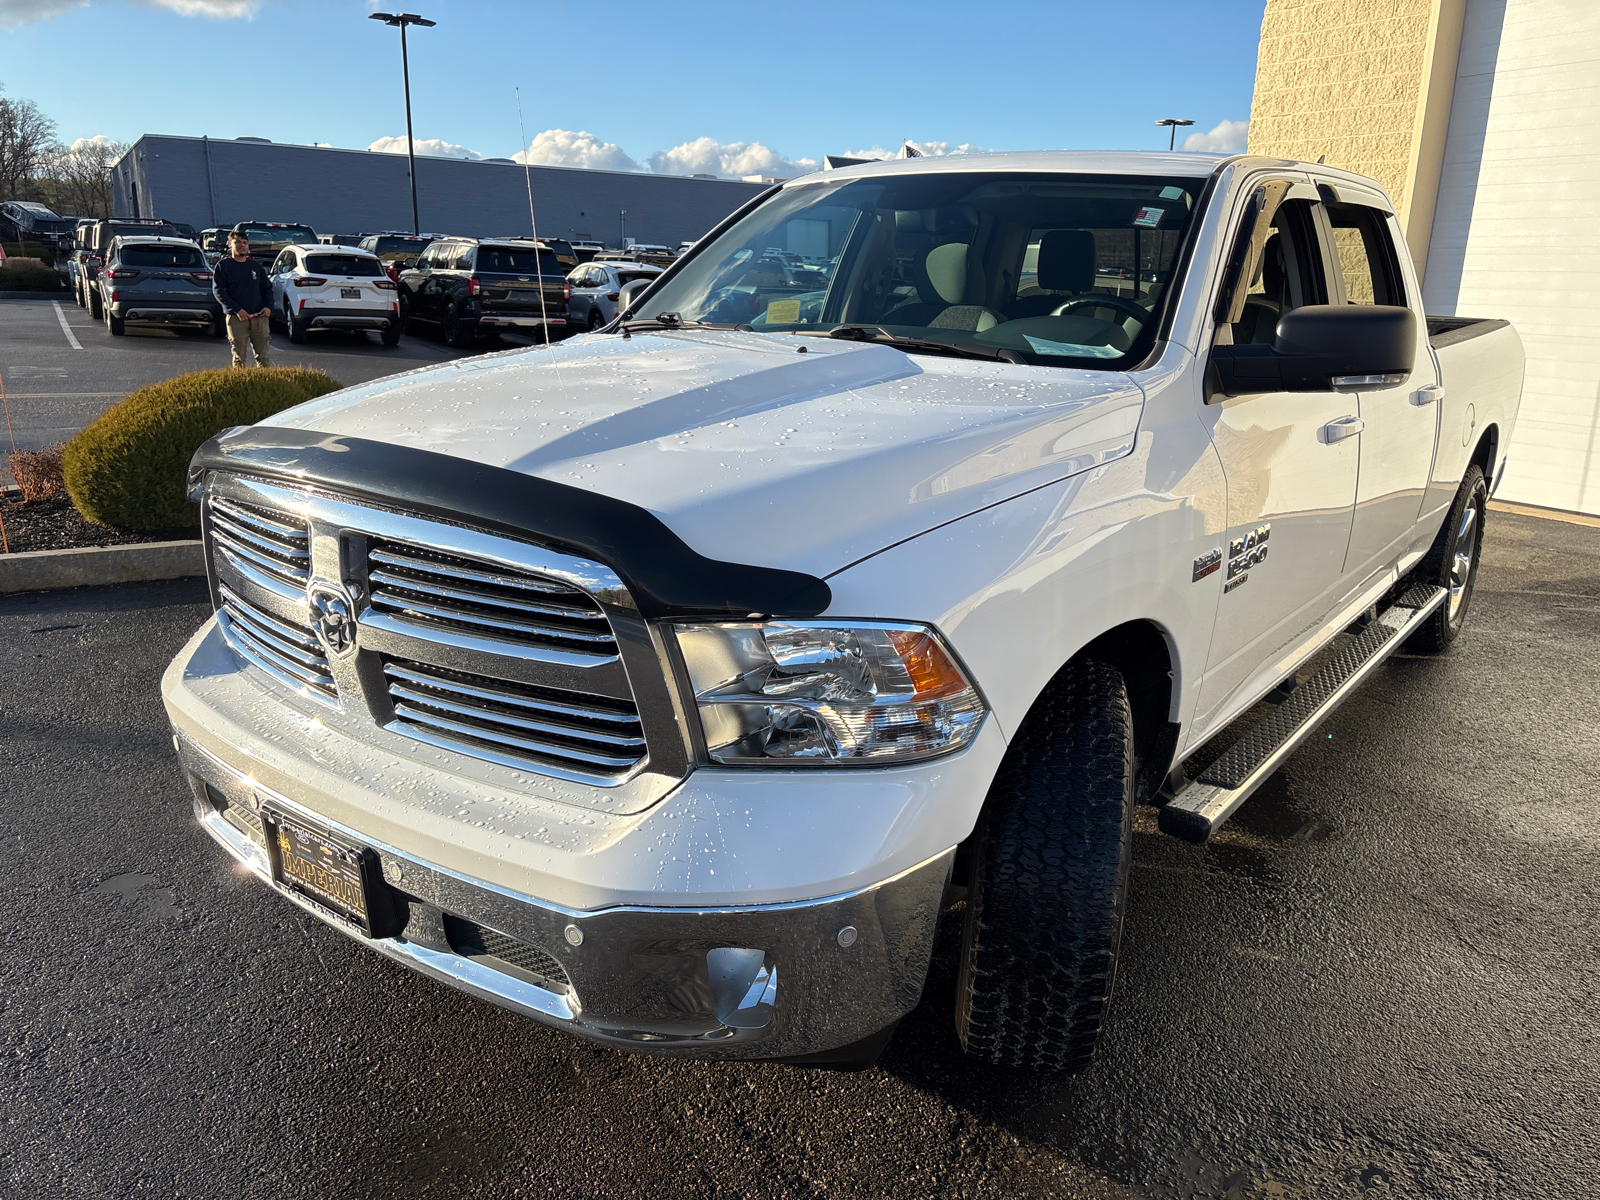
xmin=809 ymin=149 xmax=1231 ymax=183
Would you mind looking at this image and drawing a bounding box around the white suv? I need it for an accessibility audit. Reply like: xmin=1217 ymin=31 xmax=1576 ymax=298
xmin=267 ymin=244 xmax=402 ymax=346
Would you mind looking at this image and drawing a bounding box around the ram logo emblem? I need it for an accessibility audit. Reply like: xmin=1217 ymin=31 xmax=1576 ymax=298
xmin=308 ymin=584 xmax=358 ymax=657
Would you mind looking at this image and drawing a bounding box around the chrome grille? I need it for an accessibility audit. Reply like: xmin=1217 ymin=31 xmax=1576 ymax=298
xmin=208 ymin=494 xmax=310 ymax=594
xmin=367 ymin=541 xmax=616 ymax=657
xmin=384 ymin=659 xmax=645 ymax=778
xmin=218 ymin=583 xmax=336 ymax=701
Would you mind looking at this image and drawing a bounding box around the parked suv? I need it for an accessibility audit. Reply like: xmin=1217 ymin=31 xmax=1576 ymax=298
xmin=198 ymin=228 xmax=230 ymax=268
xmin=566 ymin=260 xmax=662 ymax=331
xmin=98 ymin=236 xmax=221 ymax=337
xmin=79 ymin=218 xmax=184 ymax=317
xmin=266 ymin=244 xmax=401 ymax=345
xmin=232 ymin=220 xmax=319 ymax=265
xmin=0 ymin=200 xmax=79 ymax=251
xmin=398 ymin=238 xmax=568 ymax=347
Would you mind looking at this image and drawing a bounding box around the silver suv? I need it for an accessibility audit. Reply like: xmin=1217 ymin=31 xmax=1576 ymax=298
xmin=99 ymin=236 xmax=222 ymax=338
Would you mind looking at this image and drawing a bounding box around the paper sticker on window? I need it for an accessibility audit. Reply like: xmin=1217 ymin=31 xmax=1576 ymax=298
xmin=1159 ymin=186 xmax=1185 ymax=200
xmin=764 ymin=299 xmax=801 ymax=324
xmin=1132 ymin=206 xmax=1165 ymax=228
xmin=1022 ymin=335 xmax=1123 ymax=358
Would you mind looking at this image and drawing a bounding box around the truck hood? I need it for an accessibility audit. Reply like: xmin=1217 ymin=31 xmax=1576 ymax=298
xmin=265 ymin=330 xmax=1143 ymax=579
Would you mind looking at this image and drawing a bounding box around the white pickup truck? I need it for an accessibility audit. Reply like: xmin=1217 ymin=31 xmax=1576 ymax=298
xmin=164 ymin=151 xmax=1523 ymax=1071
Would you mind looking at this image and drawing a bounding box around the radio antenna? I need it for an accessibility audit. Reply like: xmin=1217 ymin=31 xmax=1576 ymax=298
xmin=516 ymin=87 xmax=556 ymax=351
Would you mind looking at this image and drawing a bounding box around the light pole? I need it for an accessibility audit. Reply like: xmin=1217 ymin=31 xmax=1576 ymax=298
xmin=1155 ymin=118 xmax=1195 ymax=152
xmin=369 ymin=11 xmax=436 ymax=235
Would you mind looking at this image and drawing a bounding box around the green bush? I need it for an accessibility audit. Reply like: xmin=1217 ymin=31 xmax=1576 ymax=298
xmin=2 ymin=240 xmax=55 ymax=263
xmin=0 ymin=262 xmax=64 ymax=290
xmin=63 ymin=367 xmax=342 ymax=530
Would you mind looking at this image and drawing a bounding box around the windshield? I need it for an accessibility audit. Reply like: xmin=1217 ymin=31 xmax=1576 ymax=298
xmin=236 ymin=224 xmax=317 ymax=251
xmin=121 ymin=245 xmax=203 ymax=268
xmin=636 ymin=171 xmax=1208 ymax=368
xmin=476 ymin=246 xmax=559 ymax=274
xmin=369 ymin=236 xmax=431 ymax=256
xmin=305 ymin=254 xmax=384 ymax=277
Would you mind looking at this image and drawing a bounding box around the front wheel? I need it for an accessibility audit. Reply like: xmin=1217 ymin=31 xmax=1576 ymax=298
xmin=88 ymin=286 xmax=102 ymax=320
xmin=955 ymin=657 xmax=1135 ymax=1072
xmin=1406 ymin=464 xmax=1487 ymax=654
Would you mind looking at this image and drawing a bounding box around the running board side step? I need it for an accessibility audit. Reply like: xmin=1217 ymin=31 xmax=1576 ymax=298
xmin=1158 ymin=584 xmax=1448 ymax=844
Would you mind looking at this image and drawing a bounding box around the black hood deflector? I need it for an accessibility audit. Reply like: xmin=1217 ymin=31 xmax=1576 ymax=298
xmin=189 ymin=426 xmax=832 ymax=620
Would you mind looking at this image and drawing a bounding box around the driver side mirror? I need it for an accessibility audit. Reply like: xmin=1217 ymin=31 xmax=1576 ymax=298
xmin=1209 ymin=304 xmax=1416 ymax=398
xmin=616 ymin=277 xmax=655 ymax=317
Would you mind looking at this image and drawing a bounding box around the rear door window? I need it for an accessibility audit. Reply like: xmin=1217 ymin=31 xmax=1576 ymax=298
xmin=1324 ymin=203 xmax=1404 ymax=307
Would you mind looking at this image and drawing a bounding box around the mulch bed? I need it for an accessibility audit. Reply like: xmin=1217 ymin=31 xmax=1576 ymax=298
xmin=0 ymin=494 xmax=197 ymax=554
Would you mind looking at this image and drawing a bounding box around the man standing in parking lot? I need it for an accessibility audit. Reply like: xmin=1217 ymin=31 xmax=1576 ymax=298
xmin=213 ymin=231 xmax=273 ymax=368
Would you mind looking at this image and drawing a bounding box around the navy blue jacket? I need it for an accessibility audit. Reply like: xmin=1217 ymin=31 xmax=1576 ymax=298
xmin=213 ymin=256 xmax=271 ymax=316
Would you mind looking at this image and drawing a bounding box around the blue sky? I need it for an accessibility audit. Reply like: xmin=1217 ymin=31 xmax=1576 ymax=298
xmin=1 ymin=0 xmax=1265 ymax=173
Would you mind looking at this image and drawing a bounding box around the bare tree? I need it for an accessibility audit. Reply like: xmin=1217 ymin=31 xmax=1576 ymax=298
xmin=0 ymin=85 xmax=61 ymax=202
xmin=50 ymin=137 xmax=129 ymax=218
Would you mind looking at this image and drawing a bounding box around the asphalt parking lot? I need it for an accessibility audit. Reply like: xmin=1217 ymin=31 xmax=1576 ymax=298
xmin=0 ymin=295 xmax=543 ymax=466
xmin=2 ymin=508 xmax=1595 ymax=1199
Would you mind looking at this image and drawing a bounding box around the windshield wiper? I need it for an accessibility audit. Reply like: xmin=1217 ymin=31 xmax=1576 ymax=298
xmin=619 ymin=314 xmax=743 ymax=333
xmin=819 ymin=325 xmax=1026 ymax=364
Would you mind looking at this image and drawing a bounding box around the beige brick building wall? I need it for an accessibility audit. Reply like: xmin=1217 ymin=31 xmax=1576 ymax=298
xmin=1248 ymin=0 xmax=1466 ymax=278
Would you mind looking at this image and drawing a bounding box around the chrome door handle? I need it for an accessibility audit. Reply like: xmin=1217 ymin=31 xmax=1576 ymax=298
xmin=1412 ymin=384 xmax=1445 ymax=406
xmin=1323 ymin=416 xmax=1364 ymax=443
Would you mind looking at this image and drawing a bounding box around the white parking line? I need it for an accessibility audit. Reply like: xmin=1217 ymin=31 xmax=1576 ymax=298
xmin=51 ymin=301 xmax=84 ymax=351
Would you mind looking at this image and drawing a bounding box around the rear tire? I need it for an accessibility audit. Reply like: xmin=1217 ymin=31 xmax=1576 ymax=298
xmin=209 ymin=313 xmax=226 ymax=338
xmin=88 ymin=286 xmax=102 ymax=320
xmin=75 ymin=279 xmax=85 ymax=307
xmin=286 ymin=302 xmax=308 ymax=344
xmin=444 ymin=303 xmax=474 ymax=349
xmin=105 ymin=307 xmax=124 ymax=336
xmin=587 ymin=308 xmax=603 ymax=332
xmin=380 ymin=323 xmax=402 ymax=347
xmin=1406 ymin=464 xmax=1487 ymax=654
xmin=955 ymin=657 xmax=1134 ymax=1073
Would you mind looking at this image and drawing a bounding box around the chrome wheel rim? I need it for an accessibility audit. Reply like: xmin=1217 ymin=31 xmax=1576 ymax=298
xmin=1448 ymin=502 xmax=1478 ymax=620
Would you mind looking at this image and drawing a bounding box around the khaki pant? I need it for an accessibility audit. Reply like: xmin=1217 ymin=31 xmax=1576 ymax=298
xmin=226 ymin=313 xmax=272 ymax=368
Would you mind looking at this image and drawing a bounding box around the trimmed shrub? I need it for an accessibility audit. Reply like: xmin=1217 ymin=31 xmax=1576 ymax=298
xmin=8 ymin=443 xmax=67 ymax=501
xmin=2 ymin=241 xmax=55 ymax=264
xmin=0 ymin=262 xmax=64 ymax=290
xmin=63 ymin=367 xmax=342 ymax=530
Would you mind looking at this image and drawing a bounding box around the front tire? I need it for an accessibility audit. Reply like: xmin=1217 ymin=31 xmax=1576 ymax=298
xmin=1406 ymin=464 xmax=1487 ymax=654
xmin=955 ymin=657 xmax=1135 ymax=1072
xmin=88 ymin=286 xmax=102 ymax=320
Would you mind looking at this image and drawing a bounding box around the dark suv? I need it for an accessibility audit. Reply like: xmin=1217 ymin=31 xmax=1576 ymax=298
xmin=231 ymin=220 xmax=319 ymax=265
xmin=78 ymin=218 xmax=184 ymax=316
xmin=99 ymin=236 xmax=222 ymax=337
xmin=398 ymin=238 xmax=569 ymax=347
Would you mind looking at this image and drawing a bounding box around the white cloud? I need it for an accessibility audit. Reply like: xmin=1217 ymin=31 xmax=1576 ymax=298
xmin=368 ymin=135 xmax=482 ymax=160
xmin=647 ymin=137 xmax=817 ymax=180
xmin=145 ymin=0 xmax=259 ymax=14
xmin=65 ymin=134 xmax=117 ymax=154
xmin=839 ymin=140 xmax=989 ymax=161
xmin=1181 ymin=119 xmax=1249 ymax=153
xmin=515 ymin=129 xmax=637 ymax=173
xmin=1 ymin=0 xmax=258 ymax=24
xmin=0 ymin=0 xmax=87 ymax=26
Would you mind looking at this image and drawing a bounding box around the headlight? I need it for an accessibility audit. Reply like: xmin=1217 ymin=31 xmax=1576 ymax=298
xmin=673 ymin=620 xmax=986 ymax=765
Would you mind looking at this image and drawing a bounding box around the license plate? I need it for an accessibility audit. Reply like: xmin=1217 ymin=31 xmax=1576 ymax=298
xmin=267 ymin=811 xmax=387 ymax=935
xmin=340 ymin=287 xmax=361 ymax=299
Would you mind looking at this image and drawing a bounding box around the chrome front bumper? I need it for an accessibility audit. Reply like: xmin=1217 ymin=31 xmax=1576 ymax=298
xmin=174 ymin=729 xmax=952 ymax=1059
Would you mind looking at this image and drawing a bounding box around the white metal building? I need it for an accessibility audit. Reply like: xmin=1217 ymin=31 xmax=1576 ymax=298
xmin=1422 ymin=0 xmax=1600 ymax=515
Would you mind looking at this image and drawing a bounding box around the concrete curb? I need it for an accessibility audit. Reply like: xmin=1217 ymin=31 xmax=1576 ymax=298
xmin=0 ymin=540 xmax=204 ymax=595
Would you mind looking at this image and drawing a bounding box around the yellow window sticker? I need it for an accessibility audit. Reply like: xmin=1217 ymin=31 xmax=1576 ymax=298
xmin=764 ymin=299 xmax=801 ymax=324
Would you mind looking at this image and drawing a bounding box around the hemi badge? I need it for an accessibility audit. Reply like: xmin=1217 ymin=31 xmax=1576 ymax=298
xmin=1192 ymin=548 xmax=1222 ymax=582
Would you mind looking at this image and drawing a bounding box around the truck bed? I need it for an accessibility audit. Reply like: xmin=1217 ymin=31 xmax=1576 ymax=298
xmin=1427 ymin=315 xmax=1510 ymax=350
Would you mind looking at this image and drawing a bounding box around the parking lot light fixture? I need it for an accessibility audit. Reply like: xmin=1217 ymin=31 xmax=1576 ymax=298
xmin=369 ymin=12 xmax=437 ymax=236
xmin=1155 ymin=118 xmax=1195 ymax=152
